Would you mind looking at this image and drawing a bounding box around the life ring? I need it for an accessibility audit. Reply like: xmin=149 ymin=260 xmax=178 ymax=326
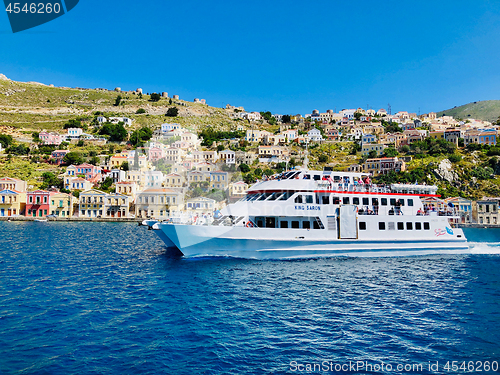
xmin=245 ymin=220 xmax=255 ymax=228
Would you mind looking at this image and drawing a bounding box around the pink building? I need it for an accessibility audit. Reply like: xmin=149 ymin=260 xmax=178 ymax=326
xmin=39 ymin=132 xmax=64 ymax=145
xmin=51 ymin=150 xmax=70 ymax=165
xmin=26 ymin=190 xmax=55 ymax=217
xmin=148 ymin=146 xmax=165 ymax=162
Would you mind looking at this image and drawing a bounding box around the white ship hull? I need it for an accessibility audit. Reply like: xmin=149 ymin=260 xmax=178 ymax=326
xmin=152 ymin=223 xmax=469 ymax=259
xmin=143 ymin=169 xmax=470 ymax=260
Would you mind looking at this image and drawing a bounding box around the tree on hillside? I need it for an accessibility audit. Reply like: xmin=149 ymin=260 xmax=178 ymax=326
xmin=114 ymin=95 xmax=122 ymax=106
xmin=99 ymin=122 xmax=128 ymax=142
xmin=239 ymin=163 xmax=250 ymax=173
xmin=0 ymin=134 xmax=13 ymax=148
xmin=136 ymin=108 xmax=146 ymax=114
xmin=166 ymin=107 xmax=179 ymax=117
xmin=282 ymin=114 xmax=291 ymax=123
xmin=383 ymin=147 xmax=399 ymax=158
xmin=7 ymin=144 xmax=29 ymax=155
xmin=130 ymin=127 xmax=153 ymax=147
xmin=150 ymin=93 xmax=161 ymax=102
xmin=40 ymin=172 xmax=63 ymax=190
xmin=63 ymin=151 xmax=84 ymax=165
xmin=63 ymin=118 xmax=84 ymax=129
xmin=121 ymin=161 xmax=129 ymax=171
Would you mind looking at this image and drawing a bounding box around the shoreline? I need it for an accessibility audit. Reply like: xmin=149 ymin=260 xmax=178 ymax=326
xmin=0 ymin=217 xmax=142 ymax=223
xmin=1 ymin=217 xmax=499 ymax=228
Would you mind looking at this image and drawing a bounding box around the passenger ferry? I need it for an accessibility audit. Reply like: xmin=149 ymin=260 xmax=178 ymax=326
xmin=145 ymin=170 xmax=468 ymax=259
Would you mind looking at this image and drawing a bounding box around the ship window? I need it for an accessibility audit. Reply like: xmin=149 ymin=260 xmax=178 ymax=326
xmin=313 ymin=175 xmax=321 ymax=181
xmin=332 ymin=197 xmax=340 ymax=204
xmin=303 ymin=174 xmax=311 ymax=180
xmin=359 ymin=222 xmax=367 ymax=230
xmin=278 ymin=192 xmax=292 ymax=201
xmin=258 ymin=193 xmax=270 ymax=201
xmin=267 ymin=193 xmax=278 ymax=201
xmin=372 ymin=198 xmax=379 ymax=206
xmin=343 ymin=197 xmax=350 ymax=204
xmin=406 ymin=222 xmax=413 ymax=230
xmin=294 ymin=195 xmax=303 ymax=204
xmin=257 ymin=219 xmax=264 ymax=228
xmin=415 ymin=222 xmax=422 ymax=230
xmin=398 ymin=199 xmax=405 ymax=206
xmin=381 ymin=198 xmax=388 ymax=206
xmin=292 ymin=221 xmax=300 ymax=228
xmin=303 ymin=221 xmax=310 ymax=229
xmin=265 ymin=217 xmax=276 ymax=228
xmin=407 ymin=199 xmax=414 ymax=206
xmin=313 ymin=221 xmax=320 ymax=229
xmin=362 ymin=197 xmax=369 ymax=205
xmin=353 ymin=197 xmax=359 ymax=205
xmin=390 ymin=198 xmax=396 ymax=206
xmin=388 ymin=222 xmax=395 ymax=230
xmin=280 ymin=221 xmax=288 ymax=228
xmin=397 ymin=222 xmax=404 ymax=230
xmin=305 ymin=195 xmax=313 ymax=204
xmin=322 ymin=196 xmax=330 ymax=204
xmin=424 ymin=222 xmax=430 ymax=230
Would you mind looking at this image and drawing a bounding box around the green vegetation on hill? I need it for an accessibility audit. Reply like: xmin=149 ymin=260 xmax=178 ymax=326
xmin=437 ymin=100 xmax=500 ymax=123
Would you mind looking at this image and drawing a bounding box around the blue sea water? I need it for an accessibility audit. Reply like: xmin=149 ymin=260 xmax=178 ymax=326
xmin=0 ymin=222 xmax=499 ymax=375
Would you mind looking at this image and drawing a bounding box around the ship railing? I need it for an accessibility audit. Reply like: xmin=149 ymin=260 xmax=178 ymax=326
xmin=318 ymin=182 xmax=392 ymax=194
xmin=357 ymin=206 xmax=460 ymax=217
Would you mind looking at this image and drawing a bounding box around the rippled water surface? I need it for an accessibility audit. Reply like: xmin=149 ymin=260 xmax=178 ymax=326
xmin=0 ymin=223 xmax=499 ymax=374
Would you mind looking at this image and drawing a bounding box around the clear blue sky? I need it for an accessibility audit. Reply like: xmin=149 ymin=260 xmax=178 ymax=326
xmin=1 ymin=0 xmax=500 ymax=115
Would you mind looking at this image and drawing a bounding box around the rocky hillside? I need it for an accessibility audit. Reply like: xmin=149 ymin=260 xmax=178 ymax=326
xmin=0 ymin=74 xmax=239 ymax=138
xmin=437 ymin=100 xmax=500 ymax=123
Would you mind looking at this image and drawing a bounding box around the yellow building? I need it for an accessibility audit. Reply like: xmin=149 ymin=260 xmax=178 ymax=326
xmin=49 ymin=192 xmax=77 ymax=217
xmin=0 ymin=189 xmax=26 ymax=217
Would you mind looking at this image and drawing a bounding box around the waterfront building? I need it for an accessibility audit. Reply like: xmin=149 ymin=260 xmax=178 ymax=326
xmin=78 ymin=189 xmax=108 ymax=218
xmin=26 ymin=190 xmax=56 ymax=217
xmin=49 ymin=192 xmax=77 ymax=217
xmin=0 ymin=177 xmax=27 ymax=192
xmin=476 ymin=198 xmax=500 ymax=225
xmin=105 ymin=193 xmax=130 ymax=218
xmin=135 ymin=188 xmax=183 ymax=218
xmin=444 ymin=197 xmax=473 ymax=224
xmin=0 ymin=189 xmax=26 ymax=217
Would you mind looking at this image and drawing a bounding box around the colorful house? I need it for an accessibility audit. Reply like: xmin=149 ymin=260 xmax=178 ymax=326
xmin=0 ymin=177 xmax=27 ymax=192
xmin=49 ymin=192 xmax=77 ymax=217
xmin=0 ymin=189 xmax=26 ymax=217
xmin=135 ymin=188 xmax=184 ymax=218
xmin=78 ymin=189 xmax=108 ymax=218
xmin=51 ymin=150 xmax=70 ymax=165
xmin=26 ymin=190 xmax=55 ymax=217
